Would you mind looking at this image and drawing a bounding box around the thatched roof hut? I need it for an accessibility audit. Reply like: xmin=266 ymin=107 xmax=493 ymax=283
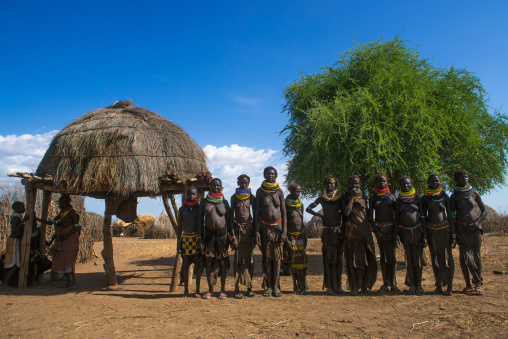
xmin=144 ymin=212 xmax=175 ymax=239
xmin=305 ymin=209 xmax=324 ymax=239
xmin=8 ymin=101 xmax=211 ymax=287
xmin=35 ymin=100 xmax=208 ymax=197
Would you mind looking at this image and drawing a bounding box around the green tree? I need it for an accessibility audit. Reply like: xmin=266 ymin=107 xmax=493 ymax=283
xmin=281 ymin=37 xmax=508 ymax=195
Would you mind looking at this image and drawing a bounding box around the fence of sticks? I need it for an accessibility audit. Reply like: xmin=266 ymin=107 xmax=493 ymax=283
xmin=0 ymin=183 xmax=103 ymax=263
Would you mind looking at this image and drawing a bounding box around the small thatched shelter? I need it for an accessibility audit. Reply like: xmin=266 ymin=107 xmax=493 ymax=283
xmin=144 ymin=212 xmax=175 ymax=239
xmin=133 ymin=214 xmax=155 ymax=237
xmin=8 ymin=100 xmax=211 ymax=288
xmin=112 ymin=220 xmax=134 ymax=237
xmin=305 ymin=209 xmax=324 ymax=238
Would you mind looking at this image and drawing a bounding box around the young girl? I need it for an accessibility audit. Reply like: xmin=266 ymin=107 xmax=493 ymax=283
xmin=198 ymin=178 xmax=234 ymax=299
xmin=177 ymin=187 xmax=204 ymax=297
xmin=285 ymin=183 xmax=307 ymax=295
xmin=230 ymin=174 xmax=256 ymax=299
xmin=1 ymin=201 xmax=28 ymax=290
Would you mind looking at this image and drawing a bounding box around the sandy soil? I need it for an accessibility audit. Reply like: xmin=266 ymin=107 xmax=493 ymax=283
xmin=1 ymin=234 xmax=507 ymax=338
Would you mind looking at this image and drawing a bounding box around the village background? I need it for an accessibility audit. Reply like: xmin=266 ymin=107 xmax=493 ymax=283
xmin=1 ymin=1 xmax=508 ymax=338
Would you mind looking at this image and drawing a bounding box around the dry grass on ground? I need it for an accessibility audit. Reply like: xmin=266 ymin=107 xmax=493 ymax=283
xmin=1 ymin=234 xmax=507 ymax=338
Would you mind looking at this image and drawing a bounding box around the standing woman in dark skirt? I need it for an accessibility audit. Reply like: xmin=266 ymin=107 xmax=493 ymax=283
xmin=369 ymin=173 xmax=399 ymax=294
xmin=342 ymin=175 xmax=377 ymax=295
xmin=423 ymin=173 xmax=456 ymax=295
xmin=395 ymin=177 xmax=427 ymax=295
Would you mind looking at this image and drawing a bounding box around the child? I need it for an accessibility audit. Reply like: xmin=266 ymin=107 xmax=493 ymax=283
xmin=198 ymin=178 xmax=234 ymax=299
xmin=230 ymin=174 xmax=256 ymax=299
xmin=177 ymin=187 xmax=204 ymax=297
xmin=285 ymin=183 xmax=307 ymax=294
xmin=1 ymin=201 xmax=28 ymax=290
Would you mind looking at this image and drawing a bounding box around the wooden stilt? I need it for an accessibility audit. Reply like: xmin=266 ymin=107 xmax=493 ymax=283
xmin=162 ymin=195 xmax=178 ymax=234
xmin=37 ymin=190 xmax=51 ymax=284
xmin=170 ymin=195 xmax=179 ymax=221
xmin=102 ymin=197 xmax=117 ymax=286
xmin=164 ymin=194 xmax=181 ymax=292
xmin=18 ymin=180 xmax=36 ymax=288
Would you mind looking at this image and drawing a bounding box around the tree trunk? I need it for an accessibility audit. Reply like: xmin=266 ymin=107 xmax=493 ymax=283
xmin=18 ymin=180 xmax=36 ymax=288
xmin=37 ymin=190 xmax=51 ymax=284
xmin=102 ymin=198 xmax=117 ymax=286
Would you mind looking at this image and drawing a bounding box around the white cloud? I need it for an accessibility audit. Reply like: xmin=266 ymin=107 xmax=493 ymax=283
xmin=203 ymin=144 xmax=287 ymax=196
xmin=0 ymin=130 xmax=58 ymax=182
xmin=228 ymin=93 xmax=262 ymax=106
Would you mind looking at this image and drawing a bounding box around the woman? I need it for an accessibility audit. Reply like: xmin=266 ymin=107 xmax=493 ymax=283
xmin=198 ymin=178 xmax=234 ymax=299
xmin=395 ymin=177 xmax=427 ymax=296
xmin=45 ymin=195 xmax=81 ymax=290
xmin=422 ymin=173 xmax=455 ymax=295
xmin=369 ymin=173 xmax=399 ymax=294
xmin=341 ymin=175 xmax=377 ymax=295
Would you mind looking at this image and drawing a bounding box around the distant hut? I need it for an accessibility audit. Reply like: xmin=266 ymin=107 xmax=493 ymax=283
xmin=112 ymin=220 xmax=134 ymax=237
xmin=145 ymin=212 xmax=175 ymax=239
xmin=305 ymin=209 xmax=324 ymax=238
xmin=8 ymin=101 xmax=211 ymax=288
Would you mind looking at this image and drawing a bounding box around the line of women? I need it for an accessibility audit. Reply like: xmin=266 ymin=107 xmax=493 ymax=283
xmin=176 ymin=167 xmax=487 ymax=299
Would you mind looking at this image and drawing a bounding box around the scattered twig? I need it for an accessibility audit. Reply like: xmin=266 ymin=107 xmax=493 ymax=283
xmin=410 ymin=320 xmax=429 ymax=333
xmin=271 ymin=319 xmax=290 ymax=328
xmin=76 ymin=323 xmax=91 ymax=331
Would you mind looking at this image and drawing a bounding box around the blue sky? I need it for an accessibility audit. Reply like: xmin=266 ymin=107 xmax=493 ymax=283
xmin=1 ymin=0 xmax=507 ymax=219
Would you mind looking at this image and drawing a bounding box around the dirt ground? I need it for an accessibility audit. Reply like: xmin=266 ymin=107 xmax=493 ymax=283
xmin=1 ymin=234 xmax=507 ymax=338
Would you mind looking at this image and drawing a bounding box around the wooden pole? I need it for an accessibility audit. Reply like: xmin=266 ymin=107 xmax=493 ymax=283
xmin=164 ymin=194 xmax=181 ymax=292
xmin=170 ymin=195 xmax=179 ymax=221
xmin=102 ymin=197 xmax=117 ymax=286
xmin=18 ymin=180 xmax=36 ymax=288
xmin=162 ymin=195 xmax=178 ymax=234
xmin=37 ymin=190 xmax=51 ymax=284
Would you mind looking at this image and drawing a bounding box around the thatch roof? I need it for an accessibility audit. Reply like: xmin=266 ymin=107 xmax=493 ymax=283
xmin=305 ymin=209 xmax=323 ymax=238
xmin=144 ymin=211 xmax=175 ymax=239
xmin=35 ymin=100 xmax=209 ymax=197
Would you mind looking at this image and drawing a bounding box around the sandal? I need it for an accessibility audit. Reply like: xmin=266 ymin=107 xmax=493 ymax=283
xmin=462 ymin=286 xmax=474 ymax=295
xmin=247 ymin=291 xmax=255 ymax=298
xmin=202 ymin=292 xmax=212 ymax=299
xmin=219 ymin=292 xmax=227 ymax=299
xmin=234 ymin=292 xmax=244 ymax=299
xmin=474 ymin=287 xmax=485 ymax=296
xmin=263 ymin=288 xmax=272 ymax=297
xmin=273 ymin=290 xmax=283 ymax=298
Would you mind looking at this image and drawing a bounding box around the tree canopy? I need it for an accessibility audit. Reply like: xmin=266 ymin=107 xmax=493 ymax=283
xmin=281 ymin=37 xmax=508 ymax=196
